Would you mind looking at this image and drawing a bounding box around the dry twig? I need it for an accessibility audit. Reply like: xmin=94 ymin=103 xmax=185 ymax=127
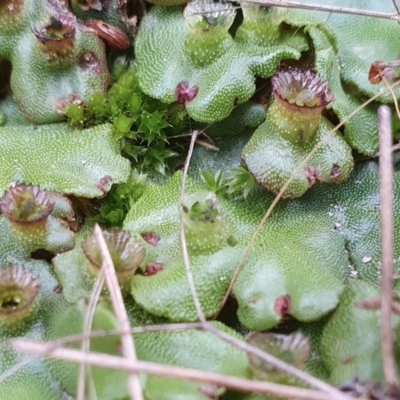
xmin=179 ymin=130 xmax=207 ymax=324
xmin=205 ymin=323 xmax=352 ymax=400
xmin=355 ymin=298 xmax=400 ymax=316
xmin=77 ymin=269 xmax=105 ymax=400
xmin=378 ymin=105 xmax=398 ymax=385
xmin=12 ymin=340 xmax=350 ymax=400
xmin=234 ymin=0 xmax=400 ymax=22
xmin=44 ymin=322 xmax=203 ymax=349
xmin=93 ymin=225 xmax=144 ymax=400
xmin=383 ymin=77 xmax=400 ymax=121
xmin=392 ymin=0 xmax=400 ymax=17
xmin=0 ymin=323 xmax=202 ymax=386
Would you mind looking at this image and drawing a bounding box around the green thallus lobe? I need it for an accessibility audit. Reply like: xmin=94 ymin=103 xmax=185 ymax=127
xmin=181 ymin=191 xmax=230 ymax=253
xmin=237 ymin=2 xmax=288 ymax=44
xmin=242 ymin=69 xmax=354 ymax=198
xmin=183 ymin=0 xmax=236 ymax=67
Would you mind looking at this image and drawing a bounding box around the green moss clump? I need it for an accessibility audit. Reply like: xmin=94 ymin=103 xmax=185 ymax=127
xmin=94 ymin=169 xmax=147 ymax=227
xmin=63 ymin=66 xmax=190 ymax=175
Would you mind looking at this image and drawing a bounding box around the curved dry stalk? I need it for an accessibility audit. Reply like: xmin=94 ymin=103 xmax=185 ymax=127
xmin=228 ymin=0 xmax=400 ymax=21
xmin=177 ymin=127 xmax=350 ymax=397
xmin=0 ymin=323 xmax=203 ymax=386
xmin=13 ymin=340 xmax=350 ymax=400
xmin=179 ymin=130 xmax=207 ymax=324
xmin=383 ymin=77 xmax=400 ymax=122
xmin=204 ymin=323 xmax=351 ymax=400
xmin=93 ymin=225 xmax=143 ymax=400
xmin=190 ymin=1 xmax=400 ymax=21
xmin=355 ymin=298 xmax=400 ymax=317
xmin=77 ymin=269 xmax=105 ymax=400
xmin=194 ymin=139 xmax=219 ymax=151
xmin=217 ymin=88 xmax=389 ymax=315
xmin=392 ymin=0 xmax=400 ymax=17
xmin=43 ymin=323 xmax=203 ymax=349
xmin=378 ymin=105 xmax=398 ymax=385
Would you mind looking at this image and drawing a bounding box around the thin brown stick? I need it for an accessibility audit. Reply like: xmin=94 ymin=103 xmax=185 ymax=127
xmin=45 ymin=323 xmax=203 ymax=349
xmin=389 ymin=300 xmax=400 ymax=316
xmin=179 ymin=130 xmax=207 ymax=324
xmin=355 ymin=298 xmax=400 ymax=316
xmin=13 ymin=340 xmax=346 ymax=400
xmin=378 ymin=105 xmax=398 ymax=385
xmin=392 ymin=0 xmax=400 ymax=17
xmin=93 ymin=225 xmax=144 ymax=400
xmin=0 ymin=323 xmax=202 ymax=385
xmin=392 ymin=142 xmax=400 ymax=153
xmin=375 ymin=142 xmax=400 ymax=157
xmin=195 ymin=139 xmax=219 ymax=151
xmin=204 ymin=323 xmax=351 ymax=400
xmin=77 ymin=269 xmax=105 ymax=400
xmin=233 ymin=0 xmax=400 ymax=22
xmin=383 ymin=77 xmax=400 ymax=121
xmin=380 ymin=80 xmax=400 ymax=392
xmin=168 ymin=130 xmax=215 ymax=145
xmin=217 ymin=89 xmax=386 ymax=315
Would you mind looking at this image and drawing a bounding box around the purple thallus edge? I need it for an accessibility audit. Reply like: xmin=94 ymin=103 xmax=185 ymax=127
xmin=175 ymin=81 xmax=199 ymax=105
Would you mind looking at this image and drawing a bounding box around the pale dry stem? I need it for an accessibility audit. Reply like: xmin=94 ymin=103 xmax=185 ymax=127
xmin=204 ymin=323 xmax=352 ymax=400
xmin=43 ymin=322 xmax=203 ymax=349
xmin=229 ymin=0 xmax=400 ymax=22
xmin=355 ymin=298 xmax=400 ymax=316
xmin=93 ymin=225 xmax=143 ymax=400
xmin=392 ymin=0 xmax=400 ymax=17
xmin=77 ymin=269 xmax=105 ymax=400
xmin=378 ymin=105 xmax=398 ymax=385
xmin=383 ymin=77 xmax=400 ymax=121
xmin=179 ymin=130 xmax=207 ymax=324
xmin=0 ymin=323 xmax=203 ymax=384
xmin=12 ymin=340 xmax=352 ymax=400
xmin=190 ymin=1 xmax=400 ymax=22
xmin=195 ymin=138 xmax=219 ymax=151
